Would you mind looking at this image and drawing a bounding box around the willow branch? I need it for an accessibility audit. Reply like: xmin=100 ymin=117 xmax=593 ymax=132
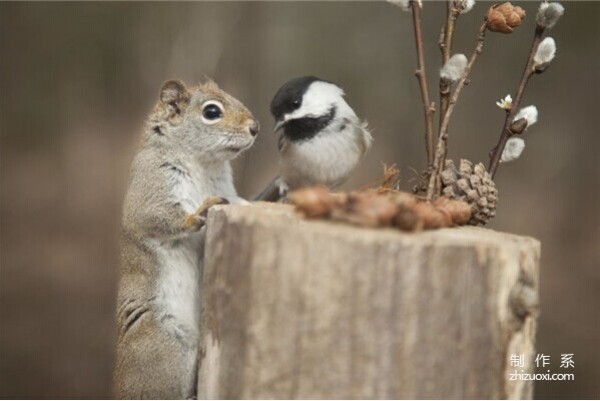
xmin=426 ymin=23 xmax=487 ymax=201
xmin=439 ymin=1 xmax=460 ymax=132
xmin=410 ymin=0 xmax=435 ymax=167
xmin=488 ymin=25 xmax=545 ymax=178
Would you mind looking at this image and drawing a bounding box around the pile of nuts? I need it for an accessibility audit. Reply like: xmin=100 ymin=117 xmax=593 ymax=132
xmin=289 ymin=186 xmax=473 ymax=232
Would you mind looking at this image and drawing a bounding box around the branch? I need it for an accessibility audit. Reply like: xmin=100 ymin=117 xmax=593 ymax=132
xmin=439 ymin=1 xmax=460 ymax=132
xmin=488 ymin=26 xmax=545 ymax=178
xmin=426 ymin=23 xmax=487 ymax=201
xmin=410 ymin=0 xmax=435 ymax=167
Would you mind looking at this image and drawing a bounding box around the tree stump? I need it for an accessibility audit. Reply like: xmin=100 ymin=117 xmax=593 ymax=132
xmin=197 ymin=203 xmax=540 ymax=399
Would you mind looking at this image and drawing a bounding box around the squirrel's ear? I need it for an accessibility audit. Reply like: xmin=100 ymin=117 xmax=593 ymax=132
xmin=160 ymin=80 xmax=190 ymax=123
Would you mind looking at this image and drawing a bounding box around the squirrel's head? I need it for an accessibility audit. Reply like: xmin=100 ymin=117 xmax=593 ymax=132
xmin=154 ymin=79 xmax=259 ymax=161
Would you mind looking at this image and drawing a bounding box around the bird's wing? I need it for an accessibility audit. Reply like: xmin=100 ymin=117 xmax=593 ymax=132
xmin=354 ymin=119 xmax=373 ymax=157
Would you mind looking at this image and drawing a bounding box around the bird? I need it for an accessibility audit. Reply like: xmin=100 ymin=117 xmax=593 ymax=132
xmin=255 ymin=76 xmax=373 ymax=201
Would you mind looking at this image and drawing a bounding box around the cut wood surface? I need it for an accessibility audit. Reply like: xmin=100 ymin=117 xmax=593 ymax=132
xmin=197 ymin=203 xmax=540 ymax=399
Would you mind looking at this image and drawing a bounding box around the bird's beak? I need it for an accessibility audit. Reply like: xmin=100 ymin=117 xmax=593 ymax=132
xmin=273 ymin=120 xmax=285 ymax=133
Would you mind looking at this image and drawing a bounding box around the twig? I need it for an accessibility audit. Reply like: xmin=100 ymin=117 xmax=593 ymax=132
xmin=410 ymin=0 xmax=435 ymax=167
xmin=426 ymin=22 xmax=487 ymax=201
xmin=438 ymin=1 xmax=460 ymax=131
xmin=437 ymin=1 xmax=461 ymax=189
xmin=488 ymin=26 xmax=545 ymax=177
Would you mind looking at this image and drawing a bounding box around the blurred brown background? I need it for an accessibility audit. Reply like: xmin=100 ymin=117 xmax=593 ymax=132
xmin=1 ymin=1 xmax=598 ymax=399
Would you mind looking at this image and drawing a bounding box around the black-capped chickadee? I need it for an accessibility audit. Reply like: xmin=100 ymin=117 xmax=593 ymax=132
xmin=255 ymin=76 xmax=373 ymax=201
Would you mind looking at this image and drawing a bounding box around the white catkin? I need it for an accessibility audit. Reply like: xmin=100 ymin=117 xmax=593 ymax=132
xmin=501 ymin=137 xmax=526 ymax=163
xmin=387 ymin=0 xmax=417 ymax=11
xmin=514 ymin=105 xmax=538 ymax=127
xmin=456 ymin=0 xmax=475 ymax=14
xmin=534 ymin=37 xmax=557 ymax=65
xmin=440 ymin=54 xmax=468 ymax=82
xmin=536 ymin=2 xmax=565 ymax=29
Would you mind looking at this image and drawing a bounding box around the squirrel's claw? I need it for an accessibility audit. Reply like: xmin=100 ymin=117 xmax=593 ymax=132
xmin=181 ymin=214 xmax=205 ymax=231
xmin=182 ymin=196 xmax=229 ymax=231
xmin=197 ymin=196 xmax=230 ymax=218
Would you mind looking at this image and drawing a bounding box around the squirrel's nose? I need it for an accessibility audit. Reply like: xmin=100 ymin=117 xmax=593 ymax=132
xmin=248 ymin=120 xmax=259 ymax=137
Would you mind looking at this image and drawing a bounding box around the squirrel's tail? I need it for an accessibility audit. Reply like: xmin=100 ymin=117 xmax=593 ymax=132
xmin=254 ymin=176 xmax=283 ymax=202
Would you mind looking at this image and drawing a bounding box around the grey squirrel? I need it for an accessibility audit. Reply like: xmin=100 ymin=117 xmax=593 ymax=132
xmin=113 ymin=79 xmax=258 ymax=399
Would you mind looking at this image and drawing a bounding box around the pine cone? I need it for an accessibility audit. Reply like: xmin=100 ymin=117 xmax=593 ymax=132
xmin=440 ymin=159 xmax=498 ymax=225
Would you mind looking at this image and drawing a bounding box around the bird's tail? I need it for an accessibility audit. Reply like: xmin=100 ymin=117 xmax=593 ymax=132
xmin=254 ymin=176 xmax=283 ymax=202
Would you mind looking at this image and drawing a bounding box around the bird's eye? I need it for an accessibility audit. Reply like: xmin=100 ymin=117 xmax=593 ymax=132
xmin=201 ymin=101 xmax=224 ymax=124
xmin=292 ymin=99 xmax=301 ymax=108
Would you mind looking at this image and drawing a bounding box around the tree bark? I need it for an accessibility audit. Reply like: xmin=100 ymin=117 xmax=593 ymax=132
xmin=198 ymin=203 xmax=540 ymax=399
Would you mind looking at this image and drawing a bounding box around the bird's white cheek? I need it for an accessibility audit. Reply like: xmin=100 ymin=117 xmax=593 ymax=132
xmin=285 ymin=109 xmax=305 ymax=121
xmin=286 ymin=100 xmax=326 ymax=121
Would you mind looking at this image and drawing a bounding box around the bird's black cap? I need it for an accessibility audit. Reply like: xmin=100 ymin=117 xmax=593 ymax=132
xmin=270 ymin=76 xmax=329 ymax=120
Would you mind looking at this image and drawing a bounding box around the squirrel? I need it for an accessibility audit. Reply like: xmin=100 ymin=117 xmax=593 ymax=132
xmin=113 ymin=79 xmax=258 ymax=399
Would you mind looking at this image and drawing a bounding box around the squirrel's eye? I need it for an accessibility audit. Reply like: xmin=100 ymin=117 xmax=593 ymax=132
xmin=201 ymin=101 xmax=224 ymax=124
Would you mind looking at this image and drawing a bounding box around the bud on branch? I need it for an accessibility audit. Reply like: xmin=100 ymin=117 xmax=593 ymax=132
xmin=485 ymin=2 xmax=526 ymax=34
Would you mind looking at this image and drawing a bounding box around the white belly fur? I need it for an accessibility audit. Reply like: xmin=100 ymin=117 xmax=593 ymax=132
xmin=155 ymin=235 xmax=203 ymax=342
xmin=154 ymin=160 xmax=239 ymax=341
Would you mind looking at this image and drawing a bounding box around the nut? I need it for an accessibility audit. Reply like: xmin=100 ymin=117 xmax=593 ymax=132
xmin=289 ymin=186 xmax=336 ymax=218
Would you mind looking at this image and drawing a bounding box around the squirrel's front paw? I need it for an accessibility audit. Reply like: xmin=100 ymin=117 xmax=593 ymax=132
xmin=182 ymin=196 xmax=230 ymax=231
xmin=197 ymin=196 xmax=230 ymax=217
